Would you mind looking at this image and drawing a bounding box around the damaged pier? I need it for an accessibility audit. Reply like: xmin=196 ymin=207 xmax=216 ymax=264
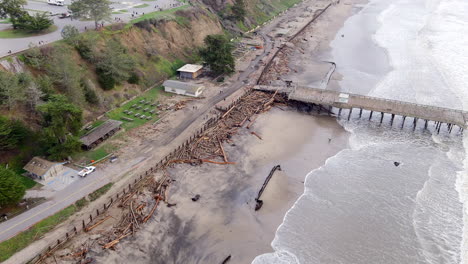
xmin=254 ymin=85 xmax=468 ymax=133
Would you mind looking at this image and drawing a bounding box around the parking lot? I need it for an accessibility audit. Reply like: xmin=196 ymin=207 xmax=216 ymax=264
xmin=0 ymin=0 xmax=184 ymax=57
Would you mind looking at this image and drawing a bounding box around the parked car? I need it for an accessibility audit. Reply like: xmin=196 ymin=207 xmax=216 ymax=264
xmin=78 ymin=166 xmax=96 ymax=177
xmin=59 ymin=12 xmax=71 ymax=18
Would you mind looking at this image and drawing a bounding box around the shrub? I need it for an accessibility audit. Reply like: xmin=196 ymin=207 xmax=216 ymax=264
xmin=127 ymin=72 xmax=140 ymax=84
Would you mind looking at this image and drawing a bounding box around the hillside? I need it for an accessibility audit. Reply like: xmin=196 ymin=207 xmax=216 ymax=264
xmin=200 ymin=0 xmax=303 ymax=32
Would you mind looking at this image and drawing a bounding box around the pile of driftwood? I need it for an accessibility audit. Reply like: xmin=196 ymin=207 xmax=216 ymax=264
xmin=169 ymin=91 xmax=285 ymax=165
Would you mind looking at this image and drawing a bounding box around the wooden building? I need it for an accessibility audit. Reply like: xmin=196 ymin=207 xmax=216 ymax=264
xmin=177 ymin=64 xmax=203 ymax=79
xmin=23 ymin=157 xmax=66 ymax=181
xmin=80 ymin=120 xmax=122 ymax=150
xmin=163 ymin=80 xmax=205 ymax=97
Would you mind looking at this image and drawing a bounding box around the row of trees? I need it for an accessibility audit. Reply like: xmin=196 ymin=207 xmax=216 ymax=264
xmin=0 ymin=0 xmax=53 ymax=31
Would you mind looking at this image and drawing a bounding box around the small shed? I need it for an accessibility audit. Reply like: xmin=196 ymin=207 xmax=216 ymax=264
xmin=163 ymin=80 xmax=204 ymax=97
xmin=80 ymin=119 xmax=122 ymax=150
xmin=23 ymin=157 xmax=66 ymax=181
xmin=177 ymin=64 xmax=203 ymax=79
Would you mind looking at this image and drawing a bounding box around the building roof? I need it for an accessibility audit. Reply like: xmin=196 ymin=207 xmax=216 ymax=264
xmin=177 ymin=64 xmax=203 ymax=73
xmin=23 ymin=157 xmax=57 ymax=176
xmin=163 ymin=80 xmax=204 ymax=94
xmin=80 ymin=119 xmax=122 ymax=147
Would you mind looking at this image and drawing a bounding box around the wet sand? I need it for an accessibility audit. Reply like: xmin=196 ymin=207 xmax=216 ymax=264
xmin=96 ymin=109 xmax=348 ymax=264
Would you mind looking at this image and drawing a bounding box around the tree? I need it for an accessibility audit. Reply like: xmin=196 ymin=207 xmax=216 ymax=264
xmin=0 ymin=115 xmax=27 ymax=150
xmin=0 ymin=166 xmax=26 ymax=207
xmin=45 ymin=46 xmax=84 ymax=104
xmin=15 ymin=13 xmax=53 ymax=31
xmin=0 ymin=71 xmax=29 ymax=110
xmin=69 ymin=0 xmax=112 ymax=29
xmin=61 ymin=25 xmax=80 ymax=46
xmin=95 ymin=39 xmax=135 ymax=90
xmin=37 ymin=95 xmax=83 ymax=160
xmin=231 ymin=0 xmax=246 ymax=21
xmin=0 ymin=0 xmax=27 ymax=29
xmin=199 ymin=34 xmax=235 ymax=75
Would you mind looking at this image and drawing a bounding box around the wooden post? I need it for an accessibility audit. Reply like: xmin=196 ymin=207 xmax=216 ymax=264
xmin=74 ymin=226 xmax=77 ymax=234
xmin=66 ymin=232 xmax=69 ymax=239
xmin=359 ymin=108 xmax=363 ymax=118
xmin=390 ymin=114 xmax=395 ymax=126
xmin=82 ymin=220 xmax=85 ymax=229
xmin=89 ymin=214 xmax=93 ymax=222
xmin=369 ymin=111 xmax=373 ymax=120
xmin=401 ymin=116 xmax=406 ymax=129
xmin=104 ymin=203 xmax=107 ymax=210
xmin=424 ymin=120 xmax=428 ymax=130
xmin=413 ymin=118 xmax=418 ymax=131
xmin=338 ymin=108 xmax=342 ymax=116
xmin=437 ymin=123 xmax=442 ymax=134
xmin=57 ymin=239 xmax=60 ymax=245
xmin=380 ymin=112 xmax=384 ymax=124
xmin=347 ymin=108 xmax=352 ymax=121
xmin=96 ymin=209 xmax=99 ymax=215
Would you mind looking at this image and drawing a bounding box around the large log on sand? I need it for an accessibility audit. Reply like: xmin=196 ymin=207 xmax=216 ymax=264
xmin=255 ymin=165 xmax=282 ymax=211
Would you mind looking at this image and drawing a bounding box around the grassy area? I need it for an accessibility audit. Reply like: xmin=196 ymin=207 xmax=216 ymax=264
xmin=0 ymin=202 xmax=82 ymax=262
xmin=88 ymin=183 xmax=113 ymax=201
xmin=79 ymin=120 xmax=105 ymax=137
xmin=128 ymin=5 xmax=189 ymax=25
xmin=72 ymin=141 xmax=117 ymax=165
xmin=134 ymin=3 xmax=149 ymax=8
xmin=17 ymin=175 xmax=37 ymax=189
xmin=107 ymin=86 xmax=164 ymax=130
xmin=0 ymin=18 xmax=11 ymax=24
xmin=0 ymin=25 xmax=58 ymax=39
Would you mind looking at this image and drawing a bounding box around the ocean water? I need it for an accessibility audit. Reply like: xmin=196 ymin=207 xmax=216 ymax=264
xmin=253 ymin=0 xmax=468 ymax=263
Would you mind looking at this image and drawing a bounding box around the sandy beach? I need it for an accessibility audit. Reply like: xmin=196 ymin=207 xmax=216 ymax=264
xmin=95 ymin=108 xmax=348 ymax=264
xmin=93 ymin=1 xmax=360 ymax=263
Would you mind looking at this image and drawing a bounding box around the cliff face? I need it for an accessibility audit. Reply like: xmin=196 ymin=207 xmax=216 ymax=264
xmin=0 ymin=7 xmax=222 ymax=123
xmin=200 ymin=0 xmax=302 ymax=32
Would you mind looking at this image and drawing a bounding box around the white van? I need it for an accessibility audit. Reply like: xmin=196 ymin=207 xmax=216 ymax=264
xmin=47 ymin=0 xmax=65 ymax=6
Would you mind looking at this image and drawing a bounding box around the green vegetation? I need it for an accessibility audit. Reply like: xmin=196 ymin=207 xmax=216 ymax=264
xmin=0 ymin=24 xmax=57 ymax=38
xmin=199 ymin=34 xmax=235 ymax=75
xmin=0 ymin=18 xmax=11 ymax=24
xmin=70 ymin=0 xmax=112 ymax=29
xmin=0 ymin=116 xmax=28 ymax=150
xmin=88 ymin=183 xmax=113 ymax=201
xmin=0 ymin=202 xmax=83 ymax=262
xmin=0 ymin=166 xmax=26 ymax=206
xmin=231 ymin=0 xmax=246 ymax=21
xmin=95 ymin=39 xmax=136 ymax=90
xmin=134 ymin=3 xmax=149 ymax=8
xmin=0 ymin=0 xmax=53 ymax=32
xmin=38 ymin=95 xmax=83 ymax=160
xmin=129 ymin=5 xmax=188 ymax=25
xmin=17 ymin=174 xmax=37 ymax=189
xmin=74 ymin=197 xmax=89 ymax=209
xmin=107 ymin=86 xmax=163 ymax=130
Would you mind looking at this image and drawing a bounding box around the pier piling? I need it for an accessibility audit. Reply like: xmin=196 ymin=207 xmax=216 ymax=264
xmin=369 ymin=111 xmax=373 ymax=120
xmin=348 ymin=108 xmax=353 ymax=121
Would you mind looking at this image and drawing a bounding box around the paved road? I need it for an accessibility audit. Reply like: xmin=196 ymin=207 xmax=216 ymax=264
xmin=0 ymin=0 xmax=182 ymax=58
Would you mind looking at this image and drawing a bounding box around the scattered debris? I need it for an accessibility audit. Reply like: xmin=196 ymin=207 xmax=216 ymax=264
xmin=255 ymin=165 xmax=282 ymax=211
xmin=394 ymin=162 xmax=400 ymax=167
xmin=191 ymin=194 xmax=201 ymax=202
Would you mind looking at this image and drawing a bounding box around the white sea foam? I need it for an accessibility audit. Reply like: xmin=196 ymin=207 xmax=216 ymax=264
xmin=253 ymin=0 xmax=468 ymax=263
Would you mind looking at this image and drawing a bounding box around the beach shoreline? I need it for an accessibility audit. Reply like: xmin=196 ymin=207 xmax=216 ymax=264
xmin=96 ymin=108 xmax=349 ymax=263
xmin=93 ymin=1 xmax=362 ymax=263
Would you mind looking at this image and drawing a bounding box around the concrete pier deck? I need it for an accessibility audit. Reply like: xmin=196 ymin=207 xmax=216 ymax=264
xmin=254 ymin=85 xmax=468 ymax=130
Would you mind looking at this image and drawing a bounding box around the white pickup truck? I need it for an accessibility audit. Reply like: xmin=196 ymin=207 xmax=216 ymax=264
xmin=78 ymin=166 xmax=96 ymax=177
xmin=47 ymin=0 xmax=65 ymax=6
